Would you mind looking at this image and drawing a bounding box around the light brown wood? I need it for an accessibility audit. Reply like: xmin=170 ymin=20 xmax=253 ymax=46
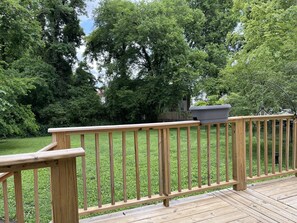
xmin=122 ymin=132 xmax=127 ymax=202
xmin=109 ymin=132 xmax=115 ymax=205
xmin=33 ymin=169 xmax=40 ymax=223
xmin=167 ymin=128 xmax=171 ymax=195
xmin=228 ymin=114 xmax=294 ymax=121
xmin=14 ymin=171 xmax=24 ymax=223
xmin=225 ymin=123 xmax=229 ymax=182
xmin=279 ymin=119 xmax=283 ymax=172
xmin=158 ymin=129 xmax=163 ymax=196
xmin=134 ymin=131 xmax=141 ymax=200
xmin=272 ymin=120 xmax=276 ymax=174
xmin=216 ymin=124 xmax=220 ymax=184
xmin=293 ymin=119 xmax=297 ymax=170
xmin=162 ymin=128 xmax=170 ymax=207
xmin=256 ymin=121 xmax=261 ymax=176
xmin=207 ymin=124 xmax=211 ymax=186
xmin=286 ymin=118 xmax=290 ymax=171
xmin=177 ymin=128 xmax=181 ymax=192
xmin=80 ymin=134 xmax=88 ymax=210
xmin=197 ymin=126 xmax=202 ymax=187
xmin=51 ymin=158 xmax=79 ymax=223
xmin=247 ymin=169 xmax=297 ymax=182
xmin=187 ymin=126 xmax=192 ymax=189
xmin=48 ymin=121 xmax=201 ymax=134
xmin=264 ymin=120 xmax=268 ymax=175
xmin=232 ymin=119 xmax=247 ymax=191
xmin=146 ymin=130 xmax=151 ymax=198
xmin=95 ymin=133 xmax=102 ymax=207
xmin=3 ymin=180 xmax=9 ymax=223
xmin=249 ymin=120 xmax=253 ymax=178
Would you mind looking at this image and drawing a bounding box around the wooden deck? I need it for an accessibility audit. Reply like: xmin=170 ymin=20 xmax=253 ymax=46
xmin=80 ymin=177 xmax=297 ymax=223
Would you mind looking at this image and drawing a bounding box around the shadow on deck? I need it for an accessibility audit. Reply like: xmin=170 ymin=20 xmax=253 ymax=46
xmin=81 ymin=177 xmax=297 ymax=223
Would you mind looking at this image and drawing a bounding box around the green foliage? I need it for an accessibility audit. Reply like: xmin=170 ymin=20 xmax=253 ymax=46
xmin=86 ymin=0 xmax=207 ymax=122
xmin=222 ymin=0 xmax=297 ymax=115
xmin=0 ymin=67 xmax=39 ymax=137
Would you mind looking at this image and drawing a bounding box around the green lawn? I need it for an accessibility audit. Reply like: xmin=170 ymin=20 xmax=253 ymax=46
xmin=0 ymin=125 xmax=293 ymax=222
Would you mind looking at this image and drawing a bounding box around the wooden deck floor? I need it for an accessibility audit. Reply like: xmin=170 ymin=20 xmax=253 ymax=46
xmin=80 ymin=177 xmax=297 ymax=223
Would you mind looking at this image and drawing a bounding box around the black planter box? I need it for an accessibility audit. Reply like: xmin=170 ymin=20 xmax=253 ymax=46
xmin=189 ymin=104 xmax=231 ymax=124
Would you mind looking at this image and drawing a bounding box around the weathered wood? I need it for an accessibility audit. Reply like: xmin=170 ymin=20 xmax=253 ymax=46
xmin=134 ymin=131 xmax=140 ymax=200
xmin=279 ymin=119 xmax=283 ymax=172
xmin=14 ymin=171 xmax=24 ymax=223
xmin=257 ymin=121 xmax=261 ymax=176
xmin=187 ymin=126 xmax=192 ymax=189
xmin=80 ymin=134 xmax=88 ymax=210
xmin=33 ymin=169 xmax=40 ymax=223
xmin=207 ymin=124 xmax=211 ymax=186
xmin=197 ymin=126 xmax=202 ymax=187
xmin=122 ymin=131 xmax=127 ymax=202
xmin=3 ymin=180 xmax=9 ymax=223
xmin=249 ymin=120 xmax=253 ymax=178
xmin=146 ymin=130 xmax=151 ymax=198
xmin=157 ymin=129 xmax=163 ymax=196
xmin=108 ymin=132 xmax=115 ymax=205
xmin=95 ymin=133 xmax=102 ymax=207
xmin=286 ymin=118 xmax=290 ymax=171
xmin=232 ymin=119 xmax=247 ymax=191
xmin=293 ymin=119 xmax=297 ymax=172
xmin=177 ymin=128 xmax=182 ymax=192
xmin=272 ymin=120 xmax=276 ymax=174
xmin=162 ymin=128 xmax=170 ymax=207
xmin=225 ymin=123 xmax=229 ymax=182
xmin=216 ymin=124 xmax=220 ymax=184
xmin=264 ymin=120 xmax=268 ymax=175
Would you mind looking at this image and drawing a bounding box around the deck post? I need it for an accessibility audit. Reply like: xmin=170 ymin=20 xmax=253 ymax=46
xmin=232 ymin=118 xmax=247 ymax=191
xmin=161 ymin=128 xmax=170 ymax=207
xmin=51 ymin=133 xmax=79 ymax=223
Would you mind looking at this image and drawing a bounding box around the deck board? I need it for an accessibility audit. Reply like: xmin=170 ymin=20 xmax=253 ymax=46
xmin=80 ymin=176 xmax=297 ymax=223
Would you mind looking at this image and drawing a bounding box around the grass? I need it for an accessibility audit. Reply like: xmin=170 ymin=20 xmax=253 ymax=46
xmin=0 ymin=124 xmax=295 ymax=222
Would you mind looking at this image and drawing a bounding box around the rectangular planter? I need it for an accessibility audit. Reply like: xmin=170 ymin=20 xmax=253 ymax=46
xmin=189 ymin=104 xmax=231 ymax=124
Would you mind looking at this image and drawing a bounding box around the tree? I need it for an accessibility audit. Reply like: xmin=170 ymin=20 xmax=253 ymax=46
xmin=86 ymin=0 xmax=207 ymax=122
xmin=222 ymin=0 xmax=297 ymax=115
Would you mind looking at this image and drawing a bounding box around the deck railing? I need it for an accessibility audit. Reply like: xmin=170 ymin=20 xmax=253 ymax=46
xmin=0 ymin=114 xmax=296 ymax=222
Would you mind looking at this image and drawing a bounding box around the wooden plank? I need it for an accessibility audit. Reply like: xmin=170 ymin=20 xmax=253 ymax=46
xmin=146 ymin=130 xmax=151 ymax=198
xmin=257 ymin=121 xmax=261 ymax=176
xmin=216 ymin=190 xmax=277 ymax=223
xmin=229 ymin=216 xmax=260 ymax=223
xmin=264 ymin=120 xmax=268 ymax=175
xmin=162 ymin=128 xmax=170 ymax=207
xmin=293 ymin=119 xmax=297 ymax=170
xmin=197 ymin=209 xmax=248 ymax=223
xmin=134 ymin=131 xmax=141 ymax=200
xmin=286 ymin=118 xmax=290 ymax=170
xmin=270 ymin=189 xmax=297 ymax=200
xmin=249 ymin=120 xmax=253 ymax=178
xmin=253 ymin=181 xmax=297 ymax=197
xmin=225 ymin=123 xmax=229 ymax=182
xmin=3 ymin=180 xmax=9 ymax=223
xmin=122 ymin=132 xmax=127 ymax=202
xmin=158 ymin=129 xmax=163 ymax=196
xmin=250 ymin=176 xmax=297 ymax=191
xmin=279 ymin=119 xmax=283 ymax=172
xmin=81 ymin=134 xmax=88 ymax=210
xmin=95 ymin=133 xmax=102 ymax=207
xmin=167 ymin=128 xmax=171 ymax=195
xmin=247 ymin=170 xmax=297 ymax=183
xmin=177 ymin=128 xmax=181 ymax=192
xmin=197 ymin=126 xmax=202 ymax=187
xmin=272 ymin=120 xmax=276 ymax=174
xmin=216 ymin=124 xmax=220 ymax=184
xmin=187 ymin=126 xmax=192 ymax=189
xmin=0 ymin=148 xmax=85 ymax=168
xmin=109 ymin=132 xmax=115 ymax=205
xmin=14 ymin=171 xmax=24 ymax=223
xmin=33 ymin=169 xmax=40 ymax=223
xmin=207 ymin=124 xmax=211 ymax=186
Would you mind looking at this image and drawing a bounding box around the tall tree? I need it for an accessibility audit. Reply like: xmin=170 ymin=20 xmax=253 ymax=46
xmin=38 ymin=0 xmax=85 ymax=98
xmin=222 ymin=0 xmax=297 ymax=115
xmin=86 ymin=0 xmax=206 ymax=122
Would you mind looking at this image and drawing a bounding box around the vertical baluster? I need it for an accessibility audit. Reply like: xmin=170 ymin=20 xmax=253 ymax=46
xmin=187 ymin=126 xmax=192 ymax=190
xmin=197 ymin=126 xmax=202 ymax=187
xmin=264 ymin=120 xmax=268 ymax=175
xmin=134 ymin=131 xmax=140 ymax=200
xmin=158 ymin=129 xmax=163 ymax=196
xmin=279 ymin=119 xmax=283 ymax=172
xmin=167 ymin=128 xmax=171 ymax=194
xmin=80 ymin=135 xmax=88 ymax=210
xmin=95 ymin=133 xmax=102 ymax=207
xmin=14 ymin=171 xmax=24 ymax=223
xmin=249 ymin=120 xmax=253 ymax=178
xmin=293 ymin=119 xmax=297 ymax=170
xmin=272 ymin=120 xmax=276 ymax=174
xmin=108 ymin=132 xmax=115 ymax=205
xmin=286 ymin=118 xmax=290 ymax=171
xmin=162 ymin=128 xmax=170 ymax=207
xmin=257 ymin=121 xmax=261 ymax=176
xmin=33 ymin=169 xmax=40 ymax=223
xmin=177 ymin=128 xmax=181 ymax=192
xmin=146 ymin=130 xmax=151 ymax=198
xmin=216 ymin=124 xmax=220 ymax=184
xmin=122 ymin=132 xmax=127 ymax=202
xmin=225 ymin=123 xmax=229 ymax=182
xmin=207 ymin=124 xmax=211 ymax=186
xmin=3 ymin=180 xmax=9 ymax=223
